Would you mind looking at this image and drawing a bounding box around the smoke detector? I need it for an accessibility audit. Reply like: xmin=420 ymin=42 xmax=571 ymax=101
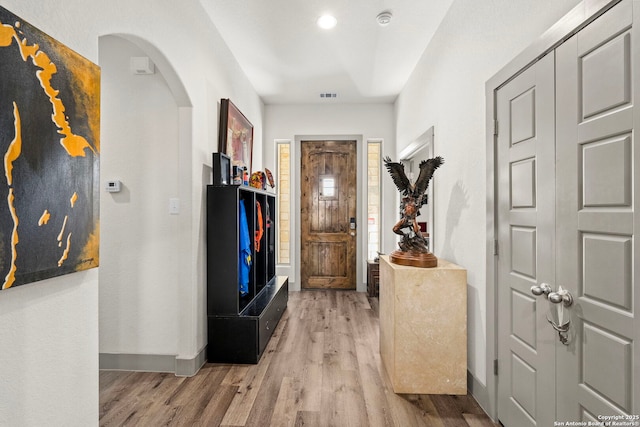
xmin=376 ymin=11 xmax=392 ymax=26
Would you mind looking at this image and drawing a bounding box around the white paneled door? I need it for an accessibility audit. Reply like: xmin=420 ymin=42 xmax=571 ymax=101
xmin=497 ymin=51 xmax=557 ymax=427
xmin=496 ymin=1 xmax=639 ymax=425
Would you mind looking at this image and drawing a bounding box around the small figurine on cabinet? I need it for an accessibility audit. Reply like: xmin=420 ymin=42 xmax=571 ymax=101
xmin=384 ymin=156 xmax=443 ymax=267
xmin=264 ymin=168 xmax=275 ymax=189
xmin=249 ymin=169 xmax=276 ymax=191
xmin=250 ymin=171 xmax=266 ymax=189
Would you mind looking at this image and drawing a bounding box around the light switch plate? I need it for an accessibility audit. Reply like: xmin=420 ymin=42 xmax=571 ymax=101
xmin=169 ymin=198 xmax=180 ymax=215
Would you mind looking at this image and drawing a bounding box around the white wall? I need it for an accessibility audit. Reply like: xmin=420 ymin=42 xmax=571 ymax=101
xmin=0 ymin=271 xmax=98 ymax=427
xmin=264 ymin=104 xmax=395 ymax=291
xmin=98 ymin=36 xmax=180 ymax=356
xmin=0 ymin=0 xmax=263 ymax=424
xmin=395 ymin=0 xmax=581 ymax=389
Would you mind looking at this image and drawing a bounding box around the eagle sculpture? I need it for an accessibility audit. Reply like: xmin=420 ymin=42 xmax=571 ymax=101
xmin=384 ymin=156 xmax=444 ymax=255
xmin=384 ymin=156 xmax=444 ymax=205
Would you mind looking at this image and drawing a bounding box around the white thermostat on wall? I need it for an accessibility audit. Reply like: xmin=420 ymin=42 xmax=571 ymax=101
xmin=105 ymin=180 xmax=121 ymax=193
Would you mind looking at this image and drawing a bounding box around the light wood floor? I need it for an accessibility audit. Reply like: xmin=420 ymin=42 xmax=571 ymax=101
xmin=99 ymin=291 xmax=497 ymax=426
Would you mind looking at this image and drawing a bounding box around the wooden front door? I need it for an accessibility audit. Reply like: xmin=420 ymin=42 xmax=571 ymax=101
xmin=300 ymin=140 xmax=356 ymax=289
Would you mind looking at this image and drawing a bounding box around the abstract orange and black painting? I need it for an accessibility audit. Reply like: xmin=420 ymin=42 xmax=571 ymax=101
xmin=0 ymin=6 xmax=100 ymax=290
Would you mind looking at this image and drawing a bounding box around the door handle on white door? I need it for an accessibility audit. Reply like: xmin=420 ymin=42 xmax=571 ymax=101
xmin=547 ymin=285 xmax=573 ymax=345
xmin=548 ymin=289 xmax=573 ymax=307
xmin=531 ymin=283 xmax=572 ymax=345
xmin=530 ymin=283 xmax=552 ymax=298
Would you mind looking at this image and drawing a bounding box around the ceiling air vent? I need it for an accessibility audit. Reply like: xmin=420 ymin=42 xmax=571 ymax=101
xmin=320 ymin=93 xmax=337 ymax=98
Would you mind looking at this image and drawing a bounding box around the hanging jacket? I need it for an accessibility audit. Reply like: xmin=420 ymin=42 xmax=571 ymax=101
xmin=255 ymin=201 xmax=264 ymax=252
xmin=266 ymin=200 xmax=274 ymax=255
xmin=238 ymin=201 xmax=252 ymax=296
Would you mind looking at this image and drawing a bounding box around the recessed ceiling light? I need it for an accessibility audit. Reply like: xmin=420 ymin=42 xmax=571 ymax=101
xmin=317 ymin=14 xmax=337 ymax=30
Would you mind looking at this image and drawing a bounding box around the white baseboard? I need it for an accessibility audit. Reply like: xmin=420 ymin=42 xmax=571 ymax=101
xmin=100 ymin=346 xmax=206 ymax=377
xmin=176 ymin=348 xmax=206 ymax=377
xmin=467 ymin=370 xmax=496 ymax=422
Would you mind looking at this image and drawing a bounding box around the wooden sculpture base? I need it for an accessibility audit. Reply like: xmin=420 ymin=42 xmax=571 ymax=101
xmin=389 ymin=250 xmax=438 ymax=268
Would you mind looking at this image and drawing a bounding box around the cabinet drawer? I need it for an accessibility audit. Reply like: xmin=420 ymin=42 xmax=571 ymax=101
xmin=257 ymin=282 xmax=288 ymax=357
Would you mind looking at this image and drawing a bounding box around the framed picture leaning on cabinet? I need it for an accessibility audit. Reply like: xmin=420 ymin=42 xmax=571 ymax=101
xmin=218 ymin=98 xmax=253 ymax=173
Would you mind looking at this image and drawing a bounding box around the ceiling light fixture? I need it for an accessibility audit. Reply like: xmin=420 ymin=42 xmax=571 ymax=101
xmin=376 ymin=11 xmax=393 ymax=26
xmin=317 ymin=14 xmax=337 ymax=30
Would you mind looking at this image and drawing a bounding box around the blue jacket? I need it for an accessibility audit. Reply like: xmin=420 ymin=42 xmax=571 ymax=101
xmin=238 ymin=201 xmax=252 ymax=296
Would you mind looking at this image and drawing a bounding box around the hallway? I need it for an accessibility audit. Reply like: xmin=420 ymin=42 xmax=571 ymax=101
xmin=99 ymin=291 xmax=496 ymax=426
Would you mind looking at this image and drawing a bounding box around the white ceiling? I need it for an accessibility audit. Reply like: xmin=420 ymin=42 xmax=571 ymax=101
xmin=199 ymin=0 xmax=455 ymax=105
